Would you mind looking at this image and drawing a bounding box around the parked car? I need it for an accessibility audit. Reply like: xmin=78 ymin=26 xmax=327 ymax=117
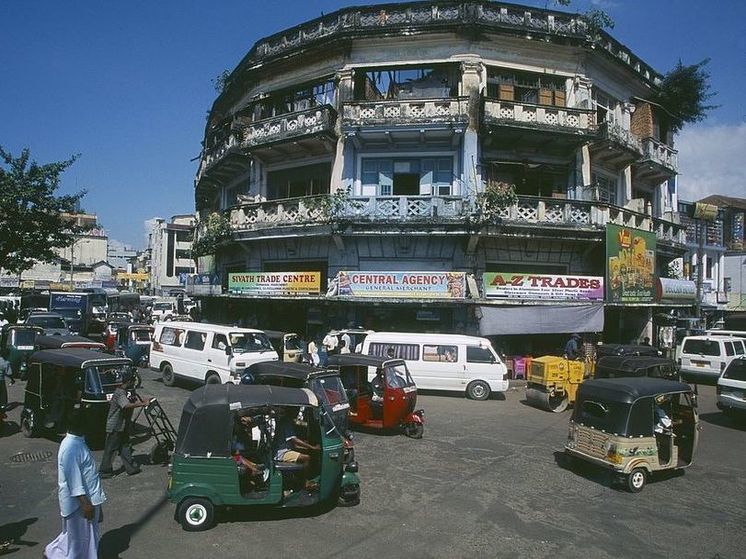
xmin=677 ymin=335 xmax=746 ymax=385
xmin=24 ymin=312 xmax=71 ymax=336
xmin=716 ymin=356 xmax=746 ymax=420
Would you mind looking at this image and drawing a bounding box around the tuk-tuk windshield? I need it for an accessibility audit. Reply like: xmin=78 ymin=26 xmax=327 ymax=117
xmin=383 ymin=363 xmax=414 ymax=389
xmin=11 ymin=329 xmax=37 ymax=348
xmin=28 ymin=316 xmax=66 ymax=329
xmin=310 ymin=376 xmax=349 ymax=431
xmin=229 ymin=332 xmax=274 ymax=354
xmin=132 ymin=329 xmax=151 ymax=342
xmin=87 ymin=364 xmax=131 ymax=391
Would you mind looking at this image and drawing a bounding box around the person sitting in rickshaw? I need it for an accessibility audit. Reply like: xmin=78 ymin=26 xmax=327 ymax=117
xmin=370 ymin=371 xmax=384 ymax=419
xmin=654 ymin=394 xmax=678 ymax=464
xmin=274 ymin=407 xmax=320 ymax=491
xmin=232 ymin=412 xmax=265 ymax=492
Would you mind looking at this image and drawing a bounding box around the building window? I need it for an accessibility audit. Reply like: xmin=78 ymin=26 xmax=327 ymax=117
xmin=267 ymin=162 xmax=331 ymax=200
xmin=245 ymin=78 xmax=336 ymax=122
xmin=175 ymin=249 xmax=192 ymax=260
xmin=175 ymin=230 xmax=193 ymax=243
xmin=361 ymin=157 xmax=453 ymax=196
xmin=354 ymin=65 xmax=459 ymax=101
xmin=591 ymin=172 xmax=618 ymax=205
xmin=486 ymin=68 xmax=566 ymax=107
xmin=593 ymin=89 xmax=617 ymax=125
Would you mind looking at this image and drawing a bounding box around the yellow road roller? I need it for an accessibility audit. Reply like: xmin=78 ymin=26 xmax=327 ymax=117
xmin=525 ymin=356 xmax=586 ymax=412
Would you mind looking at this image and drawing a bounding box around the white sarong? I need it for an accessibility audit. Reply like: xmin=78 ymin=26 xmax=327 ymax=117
xmin=45 ymin=506 xmax=100 ymax=559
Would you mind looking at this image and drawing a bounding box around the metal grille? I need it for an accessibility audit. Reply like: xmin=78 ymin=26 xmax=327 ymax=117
xmin=575 ymin=429 xmax=608 ymax=459
xmin=9 ymin=451 xmax=53 ymax=464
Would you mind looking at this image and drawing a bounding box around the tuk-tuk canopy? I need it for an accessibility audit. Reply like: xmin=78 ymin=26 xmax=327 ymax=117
xmin=596 ymin=344 xmax=661 ymax=358
xmin=175 ymin=384 xmax=318 ymax=458
xmin=29 ymin=348 xmax=131 ymax=370
xmin=578 ymin=377 xmax=692 ymax=404
xmin=328 ymin=353 xmax=405 ymax=370
xmin=247 ymin=361 xmax=335 ymax=382
xmin=36 ymin=335 xmax=106 ymax=350
xmin=595 ymin=356 xmax=676 ymax=378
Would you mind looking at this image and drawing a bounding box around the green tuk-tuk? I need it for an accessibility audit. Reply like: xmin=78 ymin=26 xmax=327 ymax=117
xmin=168 ymin=384 xmax=360 ymax=531
xmin=0 ymin=324 xmax=44 ymax=380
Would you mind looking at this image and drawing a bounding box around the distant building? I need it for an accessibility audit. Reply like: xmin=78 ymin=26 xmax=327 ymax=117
xmin=108 ymin=243 xmax=139 ymax=271
xmin=148 ymin=215 xmax=196 ymax=295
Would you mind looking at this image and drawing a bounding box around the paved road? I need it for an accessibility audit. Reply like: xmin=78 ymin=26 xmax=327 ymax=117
xmin=1 ymin=371 xmax=744 ymax=558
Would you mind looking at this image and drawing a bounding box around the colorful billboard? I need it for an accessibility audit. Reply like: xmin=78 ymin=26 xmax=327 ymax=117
xmin=326 ymin=271 xmax=466 ymax=299
xmin=606 ymin=224 xmax=656 ymax=303
xmin=483 ymin=273 xmax=604 ymax=301
xmin=228 ymin=272 xmax=321 ymax=296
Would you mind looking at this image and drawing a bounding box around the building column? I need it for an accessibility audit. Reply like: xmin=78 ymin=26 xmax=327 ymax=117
xmin=575 ymin=145 xmax=591 ymax=200
xmin=620 ymin=165 xmax=633 ymax=207
xmin=331 ymin=68 xmax=354 ymax=194
xmin=461 ymin=60 xmax=483 ymax=196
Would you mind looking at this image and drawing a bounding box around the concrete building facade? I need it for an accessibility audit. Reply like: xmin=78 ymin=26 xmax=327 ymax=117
xmin=193 ymin=1 xmax=688 ymax=350
xmin=148 ymin=215 xmax=196 ymax=295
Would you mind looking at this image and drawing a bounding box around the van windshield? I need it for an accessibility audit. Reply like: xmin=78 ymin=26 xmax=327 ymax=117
xmin=154 ymin=302 xmax=173 ymax=311
xmin=229 ymin=332 xmax=274 ymax=354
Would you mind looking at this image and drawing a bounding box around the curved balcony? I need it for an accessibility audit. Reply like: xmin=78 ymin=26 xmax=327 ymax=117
xmin=638 ymin=137 xmax=678 ymax=176
xmin=343 ymin=98 xmax=469 ymax=129
xmin=482 ymin=99 xmax=596 ymax=136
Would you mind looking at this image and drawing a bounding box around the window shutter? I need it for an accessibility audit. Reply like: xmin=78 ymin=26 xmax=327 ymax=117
xmin=554 ymin=89 xmax=566 ymax=107
xmin=498 ymin=84 xmax=514 ymax=101
xmin=539 ymin=88 xmax=552 ymax=106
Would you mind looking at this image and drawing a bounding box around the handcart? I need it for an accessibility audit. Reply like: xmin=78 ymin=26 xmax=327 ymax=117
xmin=133 ymin=397 xmax=177 ymax=465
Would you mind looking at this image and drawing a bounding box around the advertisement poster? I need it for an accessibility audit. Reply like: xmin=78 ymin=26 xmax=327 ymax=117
xmin=606 ymin=224 xmax=656 ymax=303
xmin=483 ymin=273 xmax=604 ymax=301
xmin=228 ymin=272 xmax=321 ymax=296
xmin=326 ymin=271 xmax=466 ymax=299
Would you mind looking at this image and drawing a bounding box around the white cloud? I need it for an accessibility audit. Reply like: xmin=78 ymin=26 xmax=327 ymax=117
xmin=676 ymin=122 xmax=746 ymax=202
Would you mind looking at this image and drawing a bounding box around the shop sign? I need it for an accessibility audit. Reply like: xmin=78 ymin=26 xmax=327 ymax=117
xmin=326 ymin=271 xmax=465 ymax=299
xmin=186 ymin=273 xmax=222 ymax=296
xmin=606 ymin=224 xmax=657 ymax=303
xmin=483 ymin=273 xmax=604 ymax=301
xmin=21 ymin=280 xmax=35 ymax=290
xmin=117 ymin=272 xmax=150 ymax=281
xmin=657 ymin=278 xmax=696 ymax=301
xmin=0 ymin=277 xmax=19 ymax=288
xmin=228 ymin=272 xmax=321 ymax=296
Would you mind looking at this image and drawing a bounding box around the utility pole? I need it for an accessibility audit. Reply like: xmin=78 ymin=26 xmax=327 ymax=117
xmin=70 ymin=240 xmax=74 ymax=290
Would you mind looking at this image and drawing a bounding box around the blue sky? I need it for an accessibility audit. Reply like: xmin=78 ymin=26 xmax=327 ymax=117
xmin=2 ymin=0 xmax=745 ymax=248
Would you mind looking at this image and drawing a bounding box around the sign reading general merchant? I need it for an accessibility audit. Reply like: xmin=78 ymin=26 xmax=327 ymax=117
xmin=606 ymin=223 xmax=657 ymax=303
xmin=327 ymin=271 xmax=466 ymax=299
xmin=483 ymin=273 xmax=604 ymax=301
xmin=228 ymin=272 xmax=321 ymax=296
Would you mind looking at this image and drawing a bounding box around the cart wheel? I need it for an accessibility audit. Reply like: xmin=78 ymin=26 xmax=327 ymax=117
xmin=21 ymin=409 xmax=37 ymax=438
xmin=162 ymin=364 xmax=175 ymax=387
xmin=177 ymin=497 xmax=215 ymax=531
xmin=626 ymin=468 xmax=647 ymax=493
xmin=466 ymin=380 xmax=491 ymax=401
xmin=403 ymin=423 xmax=424 ymax=439
xmin=149 ymin=442 xmax=169 ymax=465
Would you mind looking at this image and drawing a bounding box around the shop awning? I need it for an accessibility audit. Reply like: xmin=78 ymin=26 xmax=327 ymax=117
xmin=478 ymin=303 xmax=604 ymax=335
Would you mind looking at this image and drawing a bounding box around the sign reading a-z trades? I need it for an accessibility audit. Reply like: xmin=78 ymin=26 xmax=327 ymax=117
xmin=228 ymin=272 xmax=321 ymax=296
xmin=483 ymin=273 xmax=604 ymax=301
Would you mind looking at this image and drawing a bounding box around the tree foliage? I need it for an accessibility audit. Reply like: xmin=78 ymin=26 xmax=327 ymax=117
xmin=474 ymin=181 xmax=518 ymax=224
xmin=653 ymin=59 xmax=718 ymax=133
xmin=0 ymin=147 xmax=87 ymax=275
xmin=191 ymin=212 xmax=231 ymax=258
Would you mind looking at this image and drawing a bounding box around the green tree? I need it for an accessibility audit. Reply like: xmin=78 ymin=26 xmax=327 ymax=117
xmin=653 ymin=59 xmax=718 ymax=133
xmin=191 ymin=212 xmax=232 ymax=259
xmin=0 ymin=147 xmax=87 ymax=275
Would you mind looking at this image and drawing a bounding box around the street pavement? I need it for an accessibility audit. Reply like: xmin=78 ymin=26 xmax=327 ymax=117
xmin=1 ymin=371 xmax=744 ymax=559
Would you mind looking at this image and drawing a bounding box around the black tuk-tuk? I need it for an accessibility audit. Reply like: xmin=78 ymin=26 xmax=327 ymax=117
xmin=21 ymin=349 xmax=133 ymax=445
xmin=328 ymin=353 xmax=424 ymax=438
xmin=596 ymin=344 xmax=662 ymax=358
xmin=168 ymin=384 xmax=360 ymax=531
xmin=0 ymin=324 xmax=43 ymax=379
xmin=36 ymin=334 xmax=107 ymax=352
xmin=565 ymin=377 xmax=699 ymax=492
xmin=594 ymin=356 xmax=679 ymax=381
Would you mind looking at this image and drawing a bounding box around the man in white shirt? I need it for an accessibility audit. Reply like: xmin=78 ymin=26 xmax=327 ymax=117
xmin=340 ymin=332 xmax=352 ymax=354
xmin=45 ymin=408 xmax=107 ymax=558
xmin=322 ymin=331 xmax=339 ymax=355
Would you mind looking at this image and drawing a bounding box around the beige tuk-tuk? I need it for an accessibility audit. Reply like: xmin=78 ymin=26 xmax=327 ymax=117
xmin=564 ymin=377 xmax=699 ymax=492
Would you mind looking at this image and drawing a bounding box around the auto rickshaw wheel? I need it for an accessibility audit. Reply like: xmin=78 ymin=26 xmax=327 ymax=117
xmin=205 ymin=372 xmax=221 ymax=385
xmin=466 ymin=380 xmax=491 ymax=401
xmin=177 ymin=497 xmax=215 ymax=531
xmin=161 ymin=364 xmax=175 ymax=387
xmin=21 ymin=410 xmax=37 ymax=438
xmin=626 ymin=468 xmax=647 ymax=493
xmin=403 ymin=423 xmax=424 ymax=439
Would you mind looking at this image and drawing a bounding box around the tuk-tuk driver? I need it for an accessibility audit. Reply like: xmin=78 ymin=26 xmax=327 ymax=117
xmin=274 ymin=407 xmax=320 ymax=489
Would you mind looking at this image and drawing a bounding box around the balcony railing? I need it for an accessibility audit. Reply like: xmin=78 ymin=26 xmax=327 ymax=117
xmin=240 ymin=105 xmax=337 ymax=149
xmin=641 ymin=137 xmax=678 ymax=173
xmin=227 ymin=193 xmax=685 ymax=245
xmin=597 ymin=121 xmax=642 ymax=153
xmin=343 ymin=98 xmax=469 ymax=127
xmin=483 ymin=99 xmax=595 ymax=133
xmin=249 ymin=2 xmax=661 ymax=86
xmin=198 ymin=132 xmax=242 ymax=179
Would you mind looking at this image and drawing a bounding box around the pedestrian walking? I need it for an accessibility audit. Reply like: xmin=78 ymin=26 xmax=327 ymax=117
xmin=45 ymin=407 xmax=106 ymax=559
xmin=99 ymin=370 xmax=151 ymax=478
xmin=307 ymin=338 xmax=320 ymax=366
xmin=0 ymin=353 xmax=14 ymax=417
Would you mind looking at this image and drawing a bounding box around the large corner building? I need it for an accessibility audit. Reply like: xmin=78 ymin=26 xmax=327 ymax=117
xmin=193 ymin=1 xmax=688 ymax=351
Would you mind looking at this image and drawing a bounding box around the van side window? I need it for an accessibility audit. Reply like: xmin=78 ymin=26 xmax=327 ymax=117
xmin=423 ymin=345 xmax=458 ymax=362
xmin=735 ymin=342 xmax=745 ymax=355
xmin=184 ymin=331 xmax=206 ymax=351
xmin=467 ymin=346 xmax=494 ymax=364
xmin=369 ymin=342 xmax=420 ymax=361
xmin=724 ymin=342 xmax=734 ymax=357
xmin=159 ymin=327 xmax=182 ymax=346
xmin=212 ymin=334 xmax=228 ymax=350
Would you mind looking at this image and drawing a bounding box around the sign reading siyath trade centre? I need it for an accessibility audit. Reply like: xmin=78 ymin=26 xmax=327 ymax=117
xmin=483 ymin=273 xmax=604 ymax=301
xmin=228 ymin=272 xmax=321 ymax=296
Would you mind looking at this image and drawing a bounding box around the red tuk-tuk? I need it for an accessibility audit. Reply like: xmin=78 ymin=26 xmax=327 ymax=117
xmin=328 ymin=353 xmax=424 ymax=438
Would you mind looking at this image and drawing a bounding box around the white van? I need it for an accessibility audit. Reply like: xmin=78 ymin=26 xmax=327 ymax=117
xmin=677 ymin=335 xmax=746 ymax=385
xmin=151 ymin=298 xmax=178 ymax=322
xmin=360 ymin=332 xmax=508 ymax=400
xmin=717 ymin=356 xmax=746 ymax=418
xmin=150 ymin=321 xmax=279 ymax=385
